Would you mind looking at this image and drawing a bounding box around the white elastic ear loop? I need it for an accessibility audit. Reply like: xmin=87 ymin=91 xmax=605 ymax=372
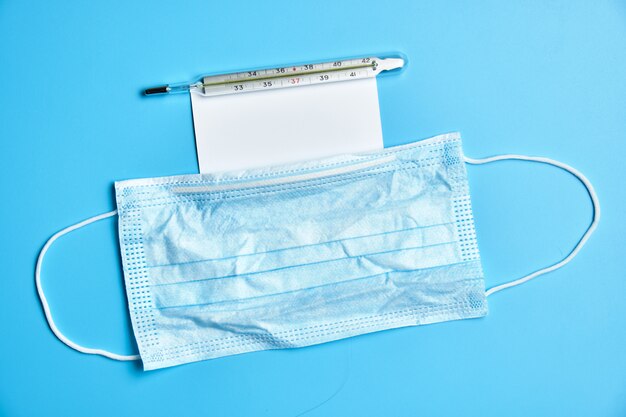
xmin=463 ymin=154 xmax=600 ymax=297
xmin=35 ymin=209 xmax=140 ymax=361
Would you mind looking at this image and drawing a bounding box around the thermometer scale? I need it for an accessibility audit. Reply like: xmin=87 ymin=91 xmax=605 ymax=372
xmin=144 ymin=56 xmax=405 ymax=97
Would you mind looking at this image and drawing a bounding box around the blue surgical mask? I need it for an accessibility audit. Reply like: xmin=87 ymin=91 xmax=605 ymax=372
xmin=35 ymin=132 xmax=600 ymax=370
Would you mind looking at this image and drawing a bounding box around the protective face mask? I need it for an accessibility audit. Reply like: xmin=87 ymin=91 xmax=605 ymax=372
xmin=35 ymin=133 xmax=599 ymax=370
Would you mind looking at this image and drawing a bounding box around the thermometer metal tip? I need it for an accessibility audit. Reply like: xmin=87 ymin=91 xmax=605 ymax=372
xmin=144 ymin=86 xmax=170 ymax=95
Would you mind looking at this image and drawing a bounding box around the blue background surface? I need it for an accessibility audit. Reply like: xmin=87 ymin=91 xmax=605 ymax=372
xmin=1 ymin=1 xmax=625 ymax=416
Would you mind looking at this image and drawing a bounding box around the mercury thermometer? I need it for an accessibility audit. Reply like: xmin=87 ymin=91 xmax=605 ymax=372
xmin=144 ymin=55 xmax=405 ymax=97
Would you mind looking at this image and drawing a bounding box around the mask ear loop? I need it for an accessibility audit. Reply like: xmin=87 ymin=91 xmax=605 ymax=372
xmin=463 ymin=154 xmax=600 ymax=297
xmin=35 ymin=209 xmax=141 ymax=361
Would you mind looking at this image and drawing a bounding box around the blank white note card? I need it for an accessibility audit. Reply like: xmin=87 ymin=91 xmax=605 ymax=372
xmin=190 ymin=78 xmax=383 ymax=173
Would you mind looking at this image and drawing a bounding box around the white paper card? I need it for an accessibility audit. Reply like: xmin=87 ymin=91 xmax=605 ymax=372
xmin=190 ymin=78 xmax=383 ymax=173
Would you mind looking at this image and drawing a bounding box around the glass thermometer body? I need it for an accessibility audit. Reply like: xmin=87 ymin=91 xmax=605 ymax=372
xmin=144 ymin=56 xmax=405 ymax=97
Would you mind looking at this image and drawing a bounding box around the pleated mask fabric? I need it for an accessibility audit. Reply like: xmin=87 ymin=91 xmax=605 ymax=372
xmin=114 ymin=132 xmax=487 ymax=370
